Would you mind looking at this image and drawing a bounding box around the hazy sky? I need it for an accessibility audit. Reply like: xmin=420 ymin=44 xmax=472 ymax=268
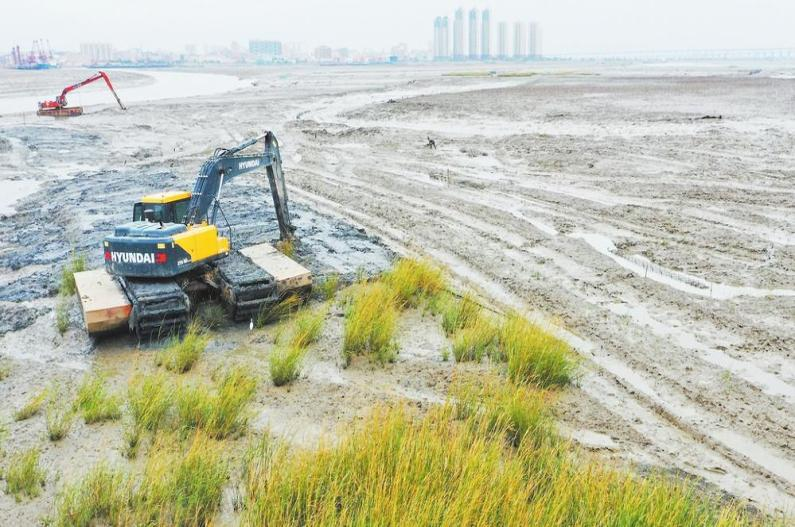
xmin=2 ymin=0 xmax=793 ymax=55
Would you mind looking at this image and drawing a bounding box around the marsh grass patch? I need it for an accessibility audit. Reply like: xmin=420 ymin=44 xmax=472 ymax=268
xmin=3 ymin=447 xmax=46 ymax=501
xmin=74 ymin=375 xmax=122 ymax=424
xmin=14 ymin=389 xmax=47 ymax=421
xmin=155 ymin=322 xmax=208 ymax=373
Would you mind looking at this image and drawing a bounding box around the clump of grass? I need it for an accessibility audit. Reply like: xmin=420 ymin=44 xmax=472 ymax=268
xmin=500 ymin=313 xmax=577 ymax=388
xmin=51 ymin=463 xmax=130 ymax=527
xmin=58 ymin=250 xmax=86 ymax=297
xmin=0 ymin=361 xmax=11 ymax=380
xmin=451 ymin=375 xmax=556 ymax=448
xmin=137 ymin=433 xmax=229 ymax=527
xmin=276 ymin=238 xmax=295 ymax=258
xmin=128 ymin=372 xmax=173 ymax=433
xmin=451 ymin=316 xmax=499 ymax=363
xmin=439 ymin=292 xmax=481 ymax=336
xmin=288 ymin=306 xmax=326 ymax=349
xmin=74 ymin=375 xmax=122 ymax=424
xmin=240 ymin=403 xmax=762 ymax=527
xmin=14 ymin=389 xmax=46 ymax=421
xmin=269 ymin=345 xmax=307 ymax=387
xmin=45 ymin=394 xmax=75 ymax=442
xmin=155 ymin=322 xmax=208 ymax=373
xmin=195 ymin=302 xmax=227 ymax=330
xmin=317 ymin=273 xmax=339 ymax=301
xmin=256 ymin=294 xmax=302 ymax=327
xmin=56 ymin=296 xmax=70 ymax=335
xmin=384 ymin=258 xmax=446 ymax=308
xmin=175 ymin=367 xmax=257 ymax=439
xmin=342 ymin=282 xmax=398 ymax=366
xmin=4 ymin=448 xmax=46 ymax=501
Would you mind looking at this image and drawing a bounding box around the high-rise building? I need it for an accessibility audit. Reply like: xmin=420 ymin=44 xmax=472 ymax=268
xmin=527 ymin=22 xmax=540 ymax=58
xmin=468 ymin=8 xmax=479 ymax=60
xmin=433 ymin=17 xmax=442 ymax=59
xmin=497 ymin=22 xmax=508 ymax=59
xmin=249 ymin=40 xmax=282 ymax=57
xmin=434 ymin=16 xmax=451 ymax=60
xmin=453 ymin=8 xmax=465 ymax=60
xmin=441 ymin=16 xmax=449 ymax=58
xmin=481 ymin=9 xmax=491 ymax=59
xmin=513 ymin=21 xmax=526 ymax=58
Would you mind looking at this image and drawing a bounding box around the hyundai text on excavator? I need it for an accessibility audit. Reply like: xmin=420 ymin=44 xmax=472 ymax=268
xmin=74 ymin=131 xmax=312 ymax=337
xmin=37 ymin=70 xmax=126 ymax=117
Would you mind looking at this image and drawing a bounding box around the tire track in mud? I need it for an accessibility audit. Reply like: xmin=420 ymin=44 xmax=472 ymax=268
xmin=286 ymin=80 xmax=795 ymax=512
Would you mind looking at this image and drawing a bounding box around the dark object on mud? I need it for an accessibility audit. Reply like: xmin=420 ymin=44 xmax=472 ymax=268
xmin=698 ymin=115 xmax=722 ymax=120
xmin=387 ymin=98 xmax=398 ymax=104
xmin=0 ymin=304 xmax=46 ymax=335
xmin=426 ymin=136 xmax=437 ymax=149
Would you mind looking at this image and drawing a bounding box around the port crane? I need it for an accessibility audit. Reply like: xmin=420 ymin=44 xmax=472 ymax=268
xmin=37 ymin=70 xmax=126 ymax=117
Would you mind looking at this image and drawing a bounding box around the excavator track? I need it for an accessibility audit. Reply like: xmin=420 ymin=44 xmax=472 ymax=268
xmin=215 ymin=251 xmax=278 ymax=322
xmin=121 ymin=278 xmax=190 ymax=338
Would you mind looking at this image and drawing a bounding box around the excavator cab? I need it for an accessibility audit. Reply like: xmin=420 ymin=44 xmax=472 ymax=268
xmin=133 ymin=191 xmax=192 ymax=224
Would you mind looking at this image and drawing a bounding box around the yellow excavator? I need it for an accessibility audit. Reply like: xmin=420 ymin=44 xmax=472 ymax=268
xmin=75 ymin=132 xmax=311 ymax=337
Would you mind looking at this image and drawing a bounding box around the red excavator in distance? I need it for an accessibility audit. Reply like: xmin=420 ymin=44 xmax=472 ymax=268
xmin=37 ymin=70 xmax=126 ymax=117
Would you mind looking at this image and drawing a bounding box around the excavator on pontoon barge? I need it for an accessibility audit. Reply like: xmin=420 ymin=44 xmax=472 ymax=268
xmin=37 ymin=70 xmax=126 ymax=117
xmin=74 ymin=131 xmax=312 ymax=337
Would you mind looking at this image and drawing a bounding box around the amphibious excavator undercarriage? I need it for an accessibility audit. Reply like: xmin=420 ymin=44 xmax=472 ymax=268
xmin=74 ymin=132 xmax=311 ymax=338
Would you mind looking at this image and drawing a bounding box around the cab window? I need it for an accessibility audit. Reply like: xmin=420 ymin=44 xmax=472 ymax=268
xmin=173 ymin=198 xmax=190 ymax=224
xmin=133 ymin=203 xmax=143 ymax=221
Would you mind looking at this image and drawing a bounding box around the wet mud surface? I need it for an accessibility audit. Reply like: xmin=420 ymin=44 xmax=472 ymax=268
xmin=1 ymin=63 xmax=794 ymax=522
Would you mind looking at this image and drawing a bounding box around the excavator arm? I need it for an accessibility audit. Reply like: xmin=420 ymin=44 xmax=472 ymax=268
xmin=40 ymin=70 xmax=126 ymax=110
xmin=186 ymin=131 xmax=294 ymax=241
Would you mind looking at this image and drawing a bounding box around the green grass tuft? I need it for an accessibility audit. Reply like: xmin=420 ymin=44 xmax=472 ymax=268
xmin=74 ymin=375 xmax=122 ymax=424
xmin=342 ymin=282 xmax=398 ymax=366
xmin=175 ymin=367 xmax=257 ymax=439
xmin=58 ymin=251 xmax=86 ymax=297
xmin=439 ymin=292 xmax=481 ymax=336
xmin=195 ymin=302 xmax=227 ymax=330
xmin=14 ymin=389 xmax=46 ymax=421
xmin=384 ymin=258 xmax=446 ymax=308
xmin=256 ymin=294 xmax=302 ymax=327
xmin=276 ymin=238 xmax=295 ymax=258
xmin=451 ymin=316 xmax=499 ymax=363
xmin=288 ymin=306 xmax=326 ymax=349
xmin=56 ymin=296 xmax=70 ymax=335
xmin=46 ymin=392 xmax=75 ymax=442
xmin=4 ymin=447 xmax=46 ymax=501
xmin=0 ymin=361 xmax=10 ymax=381
xmin=128 ymin=372 xmax=173 ymax=433
xmin=317 ymin=273 xmax=340 ymax=301
xmin=137 ymin=433 xmax=229 ymax=526
xmin=51 ymin=463 xmax=130 ymax=527
xmin=500 ymin=313 xmax=577 ymax=388
xmin=155 ymin=322 xmax=208 ymax=373
xmin=269 ymin=344 xmax=307 ymax=387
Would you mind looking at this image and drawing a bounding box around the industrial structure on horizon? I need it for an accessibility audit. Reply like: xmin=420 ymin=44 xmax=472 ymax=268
xmin=433 ymin=7 xmax=541 ymax=61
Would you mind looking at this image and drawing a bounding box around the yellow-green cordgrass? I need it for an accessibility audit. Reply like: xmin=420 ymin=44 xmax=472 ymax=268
xmin=155 ymin=322 xmax=208 ymax=373
xmin=257 ymin=294 xmax=302 ymax=327
xmin=3 ymin=447 xmax=46 ymax=501
xmin=55 ymin=296 xmax=70 ymax=335
xmin=451 ymin=315 xmax=499 ymax=363
xmin=128 ymin=372 xmax=173 ymax=433
xmin=269 ymin=344 xmax=308 ymax=387
xmin=342 ymin=281 xmax=399 ymax=366
xmin=500 ymin=312 xmax=578 ymax=388
xmin=195 ymin=302 xmax=227 ymax=330
xmin=74 ymin=375 xmax=122 ymax=424
xmin=383 ymin=258 xmax=446 ymax=308
xmin=14 ymin=389 xmax=47 ymax=421
xmin=0 ymin=361 xmax=10 ymax=380
xmin=58 ymin=250 xmax=86 ymax=297
xmin=174 ymin=367 xmax=258 ymax=439
xmin=288 ymin=305 xmax=326 ymax=350
xmin=45 ymin=394 xmax=75 ymax=442
xmin=438 ymin=291 xmax=481 ymax=336
xmin=240 ymin=394 xmax=765 ymax=526
xmin=317 ymin=273 xmax=340 ymax=301
xmin=52 ymin=434 xmax=228 ymax=527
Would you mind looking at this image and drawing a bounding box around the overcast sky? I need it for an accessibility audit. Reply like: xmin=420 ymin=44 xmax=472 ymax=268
xmin=2 ymin=0 xmax=793 ymax=55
